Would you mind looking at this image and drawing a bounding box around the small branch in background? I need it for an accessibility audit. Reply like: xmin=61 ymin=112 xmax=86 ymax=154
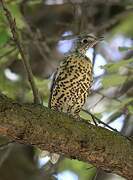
xmin=28 ymin=27 xmax=55 ymax=69
xmin=96 ymin=8 xmax=133 ymax=34
xmin=0 ymin=143 xmax=13 ymax=168
xmin=0 ymin=47 xmax=16 ymax=60
xmin=0 ymin=0 xmax=41 ymax=104
xmin=89 ymin=90 xmax=122 ymax=111
xmin=121 ymin=114 xmax=131 ymax=135
xmin=0 ymin=140 xmax=15 ymax=168
xmin=0 ymin=141 xmax=15 ymax=149
xmin=20 ymin=2 xmax=55 ymax=68
xmin=95 ymin=91 xmax=122 ymax=103
xmin=90 ymin=95 xmax=105 ymax=110
xmin=92 ymin=46 xmax=97 ymax=70
xmin=82 ymin=109 xmax=117 ymax=131
xmin=82 ymin=109 xmax=131 ymax=141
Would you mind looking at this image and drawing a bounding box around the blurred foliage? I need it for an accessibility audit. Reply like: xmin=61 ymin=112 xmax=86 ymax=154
xmin=101 ymin=49 xmax=133 ymax=117
xmin=58 ymin=158 xmax=96 ymax=180
xmin=102 ymin=74 xmax=127 ymax=88
xmin=112 ymin=12 xmax=133 ymax=36
xmin=102 ymin=58 xmax=132 ymax=73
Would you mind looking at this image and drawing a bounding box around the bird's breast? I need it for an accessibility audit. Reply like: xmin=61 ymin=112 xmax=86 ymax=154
xmin=50 ymin=53 xmax=93 ymax=115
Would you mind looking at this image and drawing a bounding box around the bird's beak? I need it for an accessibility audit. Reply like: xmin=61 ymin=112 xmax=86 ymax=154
xmin=91 ymin=36 xmax=104 ymax=48
xmin=93 ymin=36 xmax=104 ymax=46
xmin=98 ymin=36 xmax=104 ymax=41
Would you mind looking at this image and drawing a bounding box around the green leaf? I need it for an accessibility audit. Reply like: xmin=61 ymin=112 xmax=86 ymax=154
xmin=0 ymin=30 xmax=10 ymax=45
xmin=119 ymin=46 xmax=133 ymax=51
xmin=128 ymin=105 xmax=133 ymax=114
xmin=8 ymin=4 xmax=25 ymax=29
xmin=0 ymin=8 xmax=6 ymax=24
xmin=101 ymin=59 xmax=133 ymax=73
xmin=117 ymin=98 xmax=133 ymax=114
xmin=25 ymin=78 xmax=50 ymax=103
xmin=121 ymin=98 xmax=133 ymax=106
xmin=102 ymin=74 xmax=127 ymax=88
xmin=0 ymin=71 xmax=21 ymax=99
xmin=80 ymin=111 xmax=102 ymax=122
xmin=79 ymin=111 xmax=92 ymax=121
xmin=28 ymin=0 xmax=42 ymax=5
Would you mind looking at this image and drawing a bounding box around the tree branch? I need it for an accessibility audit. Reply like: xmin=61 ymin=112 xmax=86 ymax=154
xmin=0 ymin=0 xmax=41 ymax=104
xmin=0 ymin=93 xmax=133 ymax=180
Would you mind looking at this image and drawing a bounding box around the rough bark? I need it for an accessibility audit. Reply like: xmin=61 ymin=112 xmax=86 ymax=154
xmin=0 ymin=93 xmax=133 ymax=180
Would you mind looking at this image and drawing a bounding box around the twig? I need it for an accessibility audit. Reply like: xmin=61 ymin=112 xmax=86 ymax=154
xmin=25 ymin=25 xmax=52 ymax=64
xmin=82 ymin=109 xmax=117 ymax=131
xmin=92 ymin=46 xmax=97 ymax=70
xmin=90 ymin=95 xmax=105 ymax=111
xmin=0 ymin=140 xmax=15 ymax=149
xmin=0 ymin=144 xmax=12 ymax=168
xmin=20 ymin=2 xmax=56 ymax=69
xmin=96 ymin=8 xmax=133 ymax=34
xmin=86 ymin=166 xmax=95 ymax=171
xmin=0 ymin=47 xmax=16 ymax=60
xmin=82 ymin=109 xmax=131 ymax=141
xmin=95 ymin=91 xmax=122 ymax=103
xmin=89 ymin=90 xmax=122 ymax=111
xmin=0 ymin=0 xmax=41 ymax=104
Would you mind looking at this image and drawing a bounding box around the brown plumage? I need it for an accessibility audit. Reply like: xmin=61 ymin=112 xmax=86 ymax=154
xmin=49 ymin=33 xmax=103 ymax=117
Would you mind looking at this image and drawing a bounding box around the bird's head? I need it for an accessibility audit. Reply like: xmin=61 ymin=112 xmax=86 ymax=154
xmin=75 ymin=33 xmax=104 ymax=55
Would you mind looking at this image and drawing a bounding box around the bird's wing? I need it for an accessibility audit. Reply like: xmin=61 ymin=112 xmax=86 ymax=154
xmin=48 ymin=69 xmax=58 ymax=108
xmin=48 ymin=56 xmax=71 ymax=108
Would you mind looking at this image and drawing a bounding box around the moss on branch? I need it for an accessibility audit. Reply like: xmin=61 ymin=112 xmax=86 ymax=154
xmin=0 ymin=93 xmax=133 ymax=180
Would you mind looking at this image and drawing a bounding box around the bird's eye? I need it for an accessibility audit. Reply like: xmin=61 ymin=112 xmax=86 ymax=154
xmin=82 ymin=39 xmax=88 ymax=43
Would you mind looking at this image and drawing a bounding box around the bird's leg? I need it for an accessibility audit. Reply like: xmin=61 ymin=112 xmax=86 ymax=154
xmin=90 ymin=114 xmax=98 ymax=126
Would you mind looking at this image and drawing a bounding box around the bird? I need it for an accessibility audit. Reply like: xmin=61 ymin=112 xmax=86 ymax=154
xmin=49 ymin=33 xmax=103 ymax=118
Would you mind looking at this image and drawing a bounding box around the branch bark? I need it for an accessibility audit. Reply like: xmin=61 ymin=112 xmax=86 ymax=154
xmin=0 ymin=93 xmax=133 ymax=180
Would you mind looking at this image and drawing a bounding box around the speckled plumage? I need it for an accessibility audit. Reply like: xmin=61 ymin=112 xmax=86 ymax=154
xmin=49 ymin=34 xmax=102 ymax=117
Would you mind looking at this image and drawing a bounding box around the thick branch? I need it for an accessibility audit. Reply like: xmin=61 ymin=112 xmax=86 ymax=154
xmin=0 ymin=93 xmax=133 ymax=180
